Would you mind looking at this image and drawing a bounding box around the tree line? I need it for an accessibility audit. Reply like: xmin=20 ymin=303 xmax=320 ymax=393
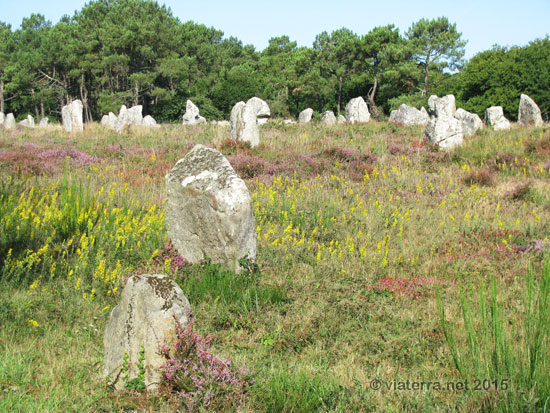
xmin=0 ymin=0 xmax=548 ymax=123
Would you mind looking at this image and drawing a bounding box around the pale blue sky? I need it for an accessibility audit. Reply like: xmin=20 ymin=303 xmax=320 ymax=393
xmin=1 ymin=0 xmax=549 ymax=59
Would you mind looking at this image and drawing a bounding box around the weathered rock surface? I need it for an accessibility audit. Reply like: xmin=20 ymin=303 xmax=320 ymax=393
xmin=182 ymin=100 xmax=206 ymax=125
xmin=127 ymin=105 xmax=143 ymax=126
xmin=39 ymin=117 xmax=49 ymax=127
xmin=321 ymin=111 xmax=336 ymax=125
xmin=337 ymin=114 xmax=346 ymax=124
xmin=19 ymin=115 xmax=35 ymax=128
xmin=428 ymin=95 xmax=456 ymax=119
xmin=4 ymin=113 xmax=15 ymax=129
xmin=246 ymin=97 xmax=270 ymax=119
xmin=114 ymin=105 xmax=129 ymax=133
xmin=298 ymin=108 xmax=314 ymax=123
xmin=229 ymin=101 xmax=246 ymax=141
xmin=389 ymin=104 xmax=430 ymax=126
xmin=142 ymin=115 xmax=160 ymax=128
xmin=165 ymin=144 xmax=257 ymax=271
xmin=345 ymin=97 xmax=370 ymax=123
xmin=518 ymin=94 xmax=543 ymax=126
xmin=454 ymin=108 xmax=483 ymax=136
xmin=424 ymin=117 xmax=464 ymax=150
xmin=229 ymin=97 xmax=270 ymax=147
xmin=485 ymin=106 xmax=511 ymax=130
xmin=103 ymin=274 xmax=192 ymax=391
xmin=101 ymin=112 xmax=118 ymax=127
xmin=62 ymin=100 xmax=84 ymax=132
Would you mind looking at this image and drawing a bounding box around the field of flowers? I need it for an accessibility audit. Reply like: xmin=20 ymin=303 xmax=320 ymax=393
xmin=1 ymin=121 xmax=549 ymax=411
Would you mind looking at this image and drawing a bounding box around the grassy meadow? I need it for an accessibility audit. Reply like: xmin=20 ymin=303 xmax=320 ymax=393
xmin=1 ymin=120 xmax=549 ymax=411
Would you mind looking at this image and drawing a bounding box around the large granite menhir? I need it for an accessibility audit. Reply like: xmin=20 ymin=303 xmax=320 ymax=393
xmin=165 ymin=145 xmax=257 ymax=272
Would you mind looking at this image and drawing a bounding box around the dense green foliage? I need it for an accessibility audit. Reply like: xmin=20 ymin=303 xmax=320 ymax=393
xmin=0 ymin=0 xmax=548 ymax=122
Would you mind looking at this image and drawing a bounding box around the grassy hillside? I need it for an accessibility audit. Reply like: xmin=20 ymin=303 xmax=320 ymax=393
xmin=1 ymin=121 xmax=549 ymax=411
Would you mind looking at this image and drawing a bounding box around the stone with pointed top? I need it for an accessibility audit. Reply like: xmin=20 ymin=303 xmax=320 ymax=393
xmin=518 ymin=94 xmax=543 ymax=126
xmin=345 ymin=97 xmax=370 ymax=124
xmin=321 ymin=111 xmax=336 ymax=125
xmin=182 ymin=100 xmax=206 ymax=125
xmin=19 ymin=114 xmax=35 ymax=128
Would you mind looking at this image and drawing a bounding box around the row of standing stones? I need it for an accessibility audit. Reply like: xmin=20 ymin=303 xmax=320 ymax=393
xmin=104 ymin=144 xmax=257 ymax=391
xmin=2 ymin=94 xmax=544 ymax=152
xmin=389 ymin=93 xmax=544 ymax=150
xmin=102 ymin=94 xmax=545 ymax=391
xmin=1 ymin=94 xmax=542 ymax=390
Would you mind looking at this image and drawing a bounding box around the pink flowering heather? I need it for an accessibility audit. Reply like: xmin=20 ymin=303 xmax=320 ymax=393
xmin=160 ymin=318 xmax=253 ymax=411
xmin=37 ymin=148 xmax=102 ymax=166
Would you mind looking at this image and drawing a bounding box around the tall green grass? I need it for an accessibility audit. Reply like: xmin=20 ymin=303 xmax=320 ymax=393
xmin=438 ymin=258 xmax=550 ymax=412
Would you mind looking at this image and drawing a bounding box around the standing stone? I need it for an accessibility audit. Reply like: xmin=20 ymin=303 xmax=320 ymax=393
xmin=246 ymin=97 xmax=270 ymax=119
xmin=389 ymin=104 xmax=430 ymax=126
xmin=0 ymin=112 xmax=4 ymax=126
xmin=230 ymin=101 xmax=246 ymax=141
xmin=39 ymin=117 xmax=49 ymax=127
xmin=428 ymin=95 xmax=456 ymax=118
xmin=143 ymin=115 xmax=160 ymax=128
xmin=229 ymin=98 xmax=270 ymax=147
xmin=337 ymin=114 xmax=346 ymax=124
xmin=246 ymin=97 xmax=270 ymax=125
xmin=485 ymin=106 xmax=511 ymax=130
xmin=454 ymin=108 xmax=483 ymax=136
xmin=298 ymin=108 xmax=314 ymax=123
xmin=101 ymin=112 xmax=118 ymax=128
xmin=424 ymin=117 xmax=464 ymax=150
xmin=321 ymin=111 xmax=336 ymax=125
xmin=284 ymin=119 xmax=296 ymax=124
xmin=182 ymin=100 xmax=206 ymax=125
xmin=4 ymin=113 xmax=15 ymax=129
xmin=103 ymin=274 xmax=192 ymax=391
xmin=127 ymin=105 xmax=143 ymax=126
xmin=216 ymin=120 xmax=230 ymax=127
xmin=19 ymin=115 xmax=35 ymax=128
xmin=114 ymin=105 xmax=129 ymax=133
xmin=165 ymin=144 xmax=257 ymax=272
xmin=62 ymin=100 xmax=84 ymax=132
xmin=518 ymin=94 xmax=543 ymax=126
xmin=345 ymin=97 xmax=370 ymax=124
xmin=241 ymin=102 xmax=261 ymax=147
